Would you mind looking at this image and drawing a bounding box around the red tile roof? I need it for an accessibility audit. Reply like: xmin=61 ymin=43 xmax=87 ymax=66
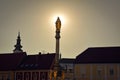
xmin=0 ymin=52 xmax=26 ymax=71
xmin=75 ymin=47 xmax=120 ymax=63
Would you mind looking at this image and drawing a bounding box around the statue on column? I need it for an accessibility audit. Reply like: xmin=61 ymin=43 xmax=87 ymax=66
xmin=56 ymin=17 xmax=61 ymax=31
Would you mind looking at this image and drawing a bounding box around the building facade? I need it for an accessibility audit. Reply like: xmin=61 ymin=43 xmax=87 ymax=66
xmin=74 ymin=47 xmax=120 ymax=80
xmin=0 ymin=33 xmax=56 ymax=80
xmin=0 ymin=52 xmax=56 ymax=80
xmin=59 ymin=58 xmax=74 ymax=80
xmin=0 ymin=71 xmax=14 ymax=80
xmin=15 ymin=53 xmax=56 ymax=80
xmin=0 ymin=52 xmax=26 ymax=80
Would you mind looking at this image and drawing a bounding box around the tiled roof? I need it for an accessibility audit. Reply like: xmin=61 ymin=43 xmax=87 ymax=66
xmin=0 ymin=52 xmax=26 ymax=71
xmin=17 ymin=53 xmax=55 ymax=70
xmin=75 ymin=47 xmax=120 ymax=63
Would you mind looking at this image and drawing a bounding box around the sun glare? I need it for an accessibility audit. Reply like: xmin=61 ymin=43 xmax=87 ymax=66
xmin=52 ymin=14 xmax=66 ymax=26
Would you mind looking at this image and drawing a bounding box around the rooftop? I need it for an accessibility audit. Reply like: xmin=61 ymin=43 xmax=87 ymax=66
xmin=0 ymin=52 xmax=55 ymax=71
xmin=75 ymin=46 xmax=120 ymax=63
xmin=0 ymin=52 xmax=26 ymax=71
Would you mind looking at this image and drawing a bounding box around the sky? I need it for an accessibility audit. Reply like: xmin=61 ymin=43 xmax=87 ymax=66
xmin=0 ymin=0 xmax=120 ymax=58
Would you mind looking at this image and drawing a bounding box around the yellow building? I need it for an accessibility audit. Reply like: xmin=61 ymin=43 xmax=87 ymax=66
xmin=74 ymin=47 xmax=120 ymax=80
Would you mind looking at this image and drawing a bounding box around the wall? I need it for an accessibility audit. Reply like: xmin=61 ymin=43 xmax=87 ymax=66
xmin=0 ymin=71 xmax=14 ymax=80
xmin=15 ymin=70 xmax=51 ymax=80
xmin=60 ymin=63 xmax=74 ymax=80
xmin=74 ymin=64 xmax=120 ymax=80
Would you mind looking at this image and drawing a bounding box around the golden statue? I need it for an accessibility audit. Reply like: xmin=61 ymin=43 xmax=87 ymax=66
xmin=49 ymin=71 xmax=52 ymax=80
xmin=56 ymin=17 xmax=61 ymax=31
xmin=61 ymin=71 xmax=65 ymax=80
xmin=54 ymin=71 xmax=57 ymax=78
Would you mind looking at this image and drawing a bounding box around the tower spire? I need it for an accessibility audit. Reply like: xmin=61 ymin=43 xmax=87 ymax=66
xmin=13 ymin=32 xmax=23 ymax=53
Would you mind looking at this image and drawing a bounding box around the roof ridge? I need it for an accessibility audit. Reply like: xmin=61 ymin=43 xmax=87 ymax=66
xmin=88 ymin=46 xmax=120 ymax=49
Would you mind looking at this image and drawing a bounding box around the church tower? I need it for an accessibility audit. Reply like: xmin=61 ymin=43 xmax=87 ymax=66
xmin=13 ymin=32 xmax=23 ymax=53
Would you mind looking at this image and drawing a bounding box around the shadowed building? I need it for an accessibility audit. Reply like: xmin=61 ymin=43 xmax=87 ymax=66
xmin=0 ymin=33 xmax=56 ymax=80
xmin=74 ymin=47 xmax=120 ymax=80
xmin=59 ymin=58 xmax=74 ymax=80
xmin=0 ymin=52 xmax=56 ymax=80
xmin=0 ymin=17 xmax=63 ymax=80
xmin=0 ymin=52 xmax=26 ymax=80
xmin=0 ymin=33 xmax=26 ymax=80
xmin=15 ymin=53 xmax=55 ymax=80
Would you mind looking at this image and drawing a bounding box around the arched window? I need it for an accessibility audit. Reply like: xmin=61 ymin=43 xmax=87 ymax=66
xmin=24 ymin=72 xmax=31 ymax=80
xmin=32 ymin=72 xmax=39 ymax=80
xmin=16 ymin=72 xmax=23 ymax=80
xmin=40 ymin=72 xmax=47 ymax=80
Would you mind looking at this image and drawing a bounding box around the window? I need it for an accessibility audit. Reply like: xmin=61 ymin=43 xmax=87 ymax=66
xmin=110 ymin=68 xmax=114 ymax=76
xmin=97 ymin=65 xmax=102 ymax=77
xmin=7 ymin=77 xmax=10 ymax=80
xmin=32 ymin=72 xmax=39 ymax=80
xmin=69 ymin=69 xmax=73 ymax=73
xmin=80 ymin=66 xmax=86 ymax=78
xmin=24 ymin=72 xmax=30 ymax=80
xmin=2 ymin=76 xmax=4 ymax=80
xmin=42 ymin=73 xmax=45 ymax=80
xmin=98 ymin=70 xmax=102 ymax=76
xmin=40 ymin=72 xmax=47 ymax=80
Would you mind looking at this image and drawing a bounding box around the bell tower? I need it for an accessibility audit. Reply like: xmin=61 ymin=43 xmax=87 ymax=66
xmin=13 ymin=32 xmax=23 ymax=53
